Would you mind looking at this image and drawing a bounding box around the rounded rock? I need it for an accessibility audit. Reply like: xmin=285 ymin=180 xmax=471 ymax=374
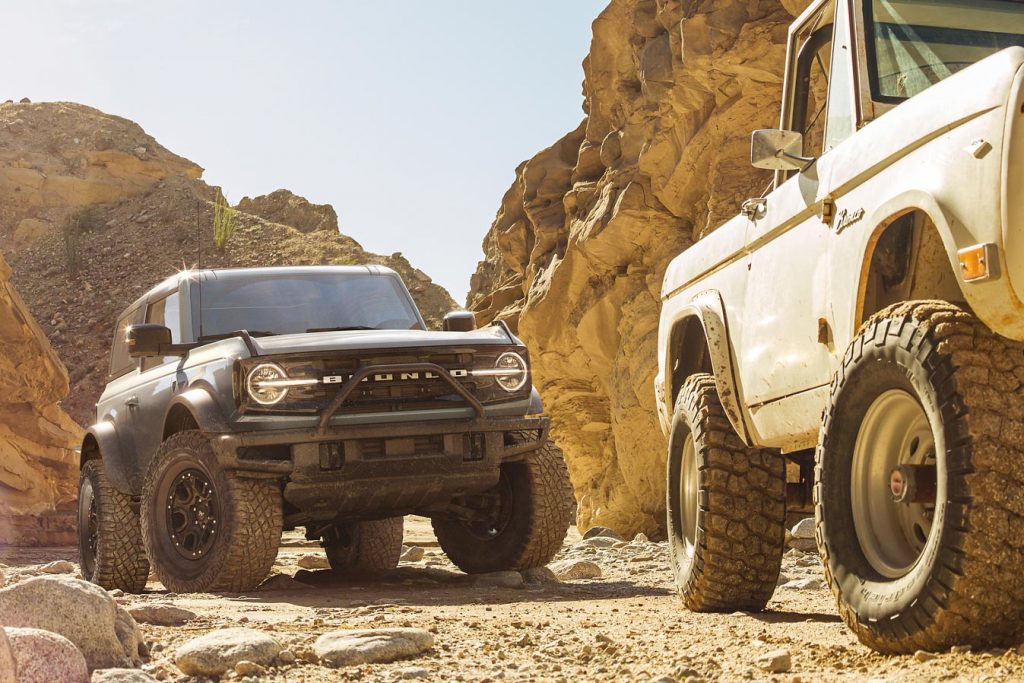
xmin=174 ymin=628 xmax=282 ymax=676
xmin=5 ymin=627 xmax=88 ymax=683
xmin=0 ymin=576 xmax=145 ymax=669
xmin=313 ymin=628 xmax=433 ymax=667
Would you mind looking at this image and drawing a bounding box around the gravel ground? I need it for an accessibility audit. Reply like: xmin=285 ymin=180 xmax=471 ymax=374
xmin=2 ymin=518 xmax=1022 ymax=682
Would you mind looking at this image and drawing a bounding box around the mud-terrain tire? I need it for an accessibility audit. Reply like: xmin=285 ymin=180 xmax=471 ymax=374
xmin=77 ymin=459 xmax=150 ymax=593
xmin=816 ymin=301 xmax=1024 ymax=654
xmin=323 ymin=517 xmax=404 ymax=574
xmin=432 ymin=438 xmax=573 ymax=574
xmin=140 ymin=431 xmax=282 ymax=593
xmin=666 ymin=374 xmax=786 ymax=612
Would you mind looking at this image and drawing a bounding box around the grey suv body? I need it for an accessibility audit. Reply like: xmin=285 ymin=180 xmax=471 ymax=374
xmin=77 ymin=265 xmax=572 ymax=593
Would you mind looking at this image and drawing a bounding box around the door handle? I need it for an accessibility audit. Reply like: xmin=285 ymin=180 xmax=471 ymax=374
xmin=124 ymin=396 xmax=140 ymax=408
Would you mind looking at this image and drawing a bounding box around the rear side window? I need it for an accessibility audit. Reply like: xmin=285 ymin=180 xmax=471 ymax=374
xmin=109 ymin=307 xmax=140 ymax=379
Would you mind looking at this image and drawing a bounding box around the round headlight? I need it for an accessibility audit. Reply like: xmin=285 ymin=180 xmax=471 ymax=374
xmin=494 ymin=352 xmax=528 ymax=392
xmin=246 ymin=363 xmax=289 ymax=405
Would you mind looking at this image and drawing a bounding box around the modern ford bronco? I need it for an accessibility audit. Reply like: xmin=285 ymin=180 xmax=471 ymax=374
xmin=77 ymin=265 xmax=572 ymax=593
xmin=657 ymin=0 xmax=1024 ymax=654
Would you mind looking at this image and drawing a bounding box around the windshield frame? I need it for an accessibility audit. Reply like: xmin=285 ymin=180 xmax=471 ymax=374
xmin=186 ymin=269 xmax=426 ymax=341
xmin=862 ymin=0 xmax=1024 ymax=105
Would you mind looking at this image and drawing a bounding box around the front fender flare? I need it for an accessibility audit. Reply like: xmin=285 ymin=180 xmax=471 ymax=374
xmin=663 ymin=290 xmax=750 ymax=445
xmin=164 ymin=387 xmax=230 ymax=436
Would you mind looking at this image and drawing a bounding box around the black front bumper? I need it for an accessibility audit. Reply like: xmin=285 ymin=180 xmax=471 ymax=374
xmin=208 ymin=415 xmax=549 ymax=518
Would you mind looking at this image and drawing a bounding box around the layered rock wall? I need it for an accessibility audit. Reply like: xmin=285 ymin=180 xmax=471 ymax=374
xmin=0 ymin=254 xmax=81 ymax=544
xmin=468 ymin=0 xmax=807 ymax=534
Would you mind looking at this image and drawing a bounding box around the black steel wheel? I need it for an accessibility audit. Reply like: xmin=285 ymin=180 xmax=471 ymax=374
xmin=141 ymin=431 xmax=282 ymax=593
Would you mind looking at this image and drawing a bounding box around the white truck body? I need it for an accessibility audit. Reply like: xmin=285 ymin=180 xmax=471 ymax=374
xmin=657 ymin=0 xmax=1024 ymax=452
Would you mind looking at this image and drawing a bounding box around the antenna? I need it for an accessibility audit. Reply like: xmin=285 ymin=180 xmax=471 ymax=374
xmin=196 ymin=197 xmax=204 ymax=337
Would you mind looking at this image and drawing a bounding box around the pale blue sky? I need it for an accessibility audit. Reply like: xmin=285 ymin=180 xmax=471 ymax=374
xmin=5 ymin=1 xmax=605 ymax=300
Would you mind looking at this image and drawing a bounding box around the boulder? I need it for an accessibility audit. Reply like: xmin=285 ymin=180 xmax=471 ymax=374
xmin=755 ymin=648 xmax=793 ymax=673
xmin=0 ymin=575 xmax=145 ymax=670
xmin=790 ymin=517 xmax=815 ymax=539
xmin=236 ymin=189 xmax=339 ymax=234
xmin=126 ymin=604 xmax=196 ymax=626
xmin=522 ymin=567 xmax=560 ymax=585
xmin=295 ymin=553 xmax=330 ymax=570
xmin=173 ymin=628 xmax=282 ymax=676
xmin=0 ymin=627 xmax=15 ymax=683
xmin=5 ymin=627 xmax=88 ymax=683
xmin=549 ymin=560 xmax=602 ymax=581
xmin=39 ymin=560 xmax=76 ymax=574
xmin=313 ymin=628 xmax=434 ymax=667
xmin=400 ymin=545 xmax=426 ymax=562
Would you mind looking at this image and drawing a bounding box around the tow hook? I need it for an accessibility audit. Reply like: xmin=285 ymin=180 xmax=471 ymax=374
xmin=889 ymin=464 xmax=937 ymax=504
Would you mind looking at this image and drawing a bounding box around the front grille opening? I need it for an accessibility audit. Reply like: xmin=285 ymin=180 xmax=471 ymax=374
xmin=237 ymin=444 xmax=292 ymax=461
xmin=356 ymin=435 xmax=446 ymax=460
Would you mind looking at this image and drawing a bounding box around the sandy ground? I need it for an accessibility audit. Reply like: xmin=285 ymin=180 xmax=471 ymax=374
xmin=2 ymin=517 xmax=1021 ymax=682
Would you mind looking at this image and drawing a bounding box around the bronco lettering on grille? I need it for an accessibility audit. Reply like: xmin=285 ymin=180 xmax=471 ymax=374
xmin=322 ymin=369 xmax=469 ymax=384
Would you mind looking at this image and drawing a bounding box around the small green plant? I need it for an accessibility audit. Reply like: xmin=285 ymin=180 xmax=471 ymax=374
xmin=213 ymin=193 xmax=236 ymax=251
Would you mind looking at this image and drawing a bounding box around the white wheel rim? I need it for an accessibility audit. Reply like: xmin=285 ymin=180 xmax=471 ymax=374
xmin=851 ymin=389 xmax=937 ymax=578
xmin=680 ymin=433 xmax=699 ymax=556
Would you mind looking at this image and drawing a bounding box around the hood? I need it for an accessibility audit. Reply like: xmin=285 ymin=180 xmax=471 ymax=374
xmin=247 ymin=324 xmax=519 ymax=357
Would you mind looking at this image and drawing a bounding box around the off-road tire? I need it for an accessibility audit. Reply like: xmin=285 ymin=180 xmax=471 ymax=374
xmin=77 ymin=459 xmax=150 ymax=593
xmin=432 ymin=438 xmax=573 ymax=574
xmin=323 ymin=517 xmax=404 ymax=574
xmin=667 ymin=374 xmax=786 ymax=612
xmin=141 ymin=431 xmax=282 ymax=593
xmin=816 ymin=301 xmax=1024 ymax=653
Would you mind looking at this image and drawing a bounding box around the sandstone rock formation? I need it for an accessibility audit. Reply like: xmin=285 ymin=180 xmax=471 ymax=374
xmin=0 ymin=253 xmax=80 ymax=544
xmin=468 ymin=0 xmax=809 ymax=535
xmin=0 ymin=101 xmax=202 ymax=249
xmin=0 ymin=102 xmax=455 ymax=428
xmin=237 ymin=189 xmax=339 ymax=234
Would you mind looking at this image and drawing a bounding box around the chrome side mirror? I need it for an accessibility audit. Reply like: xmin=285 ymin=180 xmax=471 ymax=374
xmin=751 ymin=129 xmax=811 ymax=171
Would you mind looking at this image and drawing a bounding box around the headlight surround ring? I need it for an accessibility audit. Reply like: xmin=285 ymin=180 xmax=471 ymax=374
xmin=246 ymin=362 xmax=289 ymax=406
xmin=494 ymin=352 xmax=529 ymax=392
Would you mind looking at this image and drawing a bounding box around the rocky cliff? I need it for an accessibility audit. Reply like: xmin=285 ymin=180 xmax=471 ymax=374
xmin=0 ymin=253 xmax=81 ymax=545
xmin=0 ymin=101 xmax=454 ymax=428
xmin=468 ymin=0 xmax=809 ymax=535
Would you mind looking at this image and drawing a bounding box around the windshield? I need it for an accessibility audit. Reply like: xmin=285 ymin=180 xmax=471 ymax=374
xmin=191 ymin=272 xmax=424 ymax=339
xmin=867 ymin=0 xmax=1024 ymax=101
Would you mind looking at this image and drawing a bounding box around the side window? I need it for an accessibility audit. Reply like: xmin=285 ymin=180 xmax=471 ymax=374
xmin=109 ymin=308 xmax=140 ymax=379
xmin=141 ymin=292 xmax=182 ymax=371
xmin=792 ymin=24 xmax=834 ymax=158
xmin=824 ymin=4 xmax=855 ymax=151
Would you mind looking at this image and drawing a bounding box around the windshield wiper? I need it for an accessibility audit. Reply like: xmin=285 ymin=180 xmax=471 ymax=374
xmin=198 ymin=330 xmax=277 ymax=342
xmin=305 ymin=326 xmax=378 ymax=333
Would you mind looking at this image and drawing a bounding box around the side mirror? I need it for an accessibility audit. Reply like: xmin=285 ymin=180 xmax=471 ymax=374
xmin=127 ymin=324 xmax=171 ymax=358
xmin=443 ymin=310 xmax=476 ymax=332
xmin=751 ymin=129 xmax=810 ymax=171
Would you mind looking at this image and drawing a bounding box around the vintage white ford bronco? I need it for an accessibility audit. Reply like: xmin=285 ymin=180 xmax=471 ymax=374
xmin=656 ymin=0 xmax=1024 ymax=654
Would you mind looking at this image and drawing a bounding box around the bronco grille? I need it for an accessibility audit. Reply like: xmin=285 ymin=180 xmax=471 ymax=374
xmin=238 ymin=346 xmax=529 ymax=415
